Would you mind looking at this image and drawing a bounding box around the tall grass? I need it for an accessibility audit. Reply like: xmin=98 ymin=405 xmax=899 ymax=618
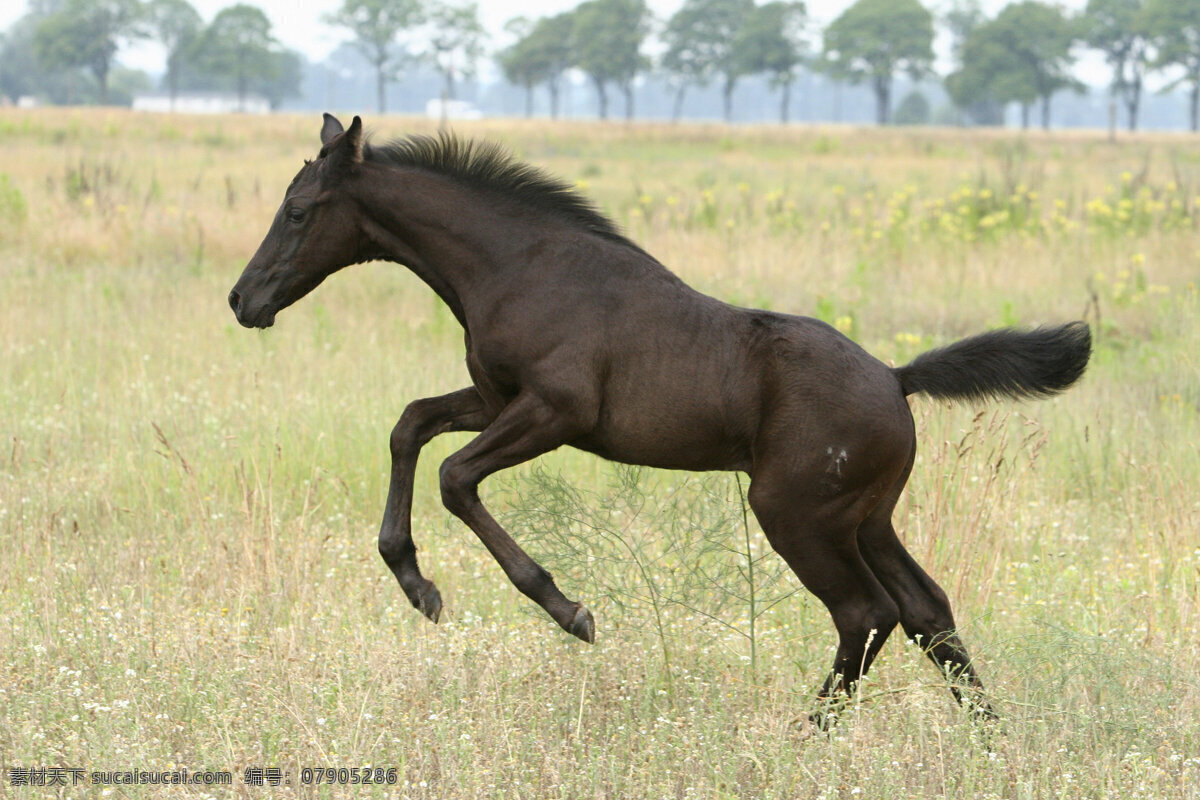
xmin=1 ymin=109 xmax=1198 ymax=798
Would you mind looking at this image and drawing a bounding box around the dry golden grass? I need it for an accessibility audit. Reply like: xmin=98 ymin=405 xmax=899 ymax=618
xmin=1 ymin=108 xmax=1198 ymax=798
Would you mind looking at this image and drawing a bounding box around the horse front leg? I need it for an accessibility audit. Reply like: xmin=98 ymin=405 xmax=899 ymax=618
xmin=380 ymin=387 xmax=490 ymax=623
xmin=437 ymin=392 xmax=595 ymax=642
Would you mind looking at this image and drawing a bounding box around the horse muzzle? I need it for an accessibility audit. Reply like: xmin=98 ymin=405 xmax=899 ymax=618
xmin=228 ymin=288 xmax=276 ymax=329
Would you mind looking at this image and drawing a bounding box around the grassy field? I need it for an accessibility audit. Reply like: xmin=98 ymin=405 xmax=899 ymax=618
xmin=1 ymin=108 xmax=1199 ymax=798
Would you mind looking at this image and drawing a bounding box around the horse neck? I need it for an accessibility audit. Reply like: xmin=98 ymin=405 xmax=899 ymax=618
xmin=353 ymin=164 xmax=529 ymax=328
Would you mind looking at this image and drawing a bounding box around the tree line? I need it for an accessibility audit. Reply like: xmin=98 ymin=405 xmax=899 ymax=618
xmin=0 ymin=0 xmax=301 ymax=108
xmin=2 ymin=0 xmax=1199 ymax=131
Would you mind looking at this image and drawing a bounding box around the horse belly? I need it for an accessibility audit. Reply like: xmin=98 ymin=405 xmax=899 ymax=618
xmin=571 ymin=392 xmax=754 ymax=472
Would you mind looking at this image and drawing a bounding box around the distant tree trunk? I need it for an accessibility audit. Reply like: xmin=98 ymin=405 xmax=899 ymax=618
xmin=1125 ymin=77 xmax=1142 ymax=132
xmin=1020 ymin=102 xmax=1031 ymax=130
xmin=1040 ymin=94 xmax=1051 ymax=130
xmin=1107 ymin=89 xmax=1117 ymax=142
xmin=523 ymin=81 xmax=533 ymax=117
xmin=1106 ymin=59 xmax=1124 ymax=141
xmin=622 ymin=81 xmax=633 ymax=120
xmin=236 ymin=53 xmax=247 ymax=111
xmin=548 ymin=77 xmax=561 ymax=119
xmin=873 ymin=74 xmax=890 ymax=125
xmin=779 ymin=79 xmax=792 ymax=124
xmin=95 ymin=60 xmax=110 ymax=105
xmin=671 ymin=85 xmax=686 ymax=122
xmin=1190 ymin=81 xmax=1199 ymax=132
xmin=167 ymin=59 xmax=179 ymax=111
xmin=591 ymin=75 xmax=608 ymax=120
xmin=722 ymin=75 xmax=736 ymax=122
xmin=375 ymin=59 xmax=387 ymax=113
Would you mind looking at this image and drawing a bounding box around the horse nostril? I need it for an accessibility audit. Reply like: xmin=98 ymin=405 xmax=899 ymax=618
xmin=228 ymin=289 xmax=241 ymax=313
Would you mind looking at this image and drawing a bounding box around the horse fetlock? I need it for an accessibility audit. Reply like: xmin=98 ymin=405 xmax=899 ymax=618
xmin=377 ymin=530 xmax=416 ymax=567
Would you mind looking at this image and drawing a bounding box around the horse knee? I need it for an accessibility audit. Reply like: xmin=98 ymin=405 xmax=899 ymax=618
xmin=438 ymin=458 xmax=476 ymax=516
xmin=390 ymin=399 xmax=435 ymax=458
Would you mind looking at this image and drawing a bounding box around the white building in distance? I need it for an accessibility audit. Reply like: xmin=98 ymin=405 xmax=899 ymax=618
xmin=132 ymin=92 xmax=270 ymax=114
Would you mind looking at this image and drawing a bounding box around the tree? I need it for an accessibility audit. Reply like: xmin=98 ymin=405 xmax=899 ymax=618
xmin=1084 ymin=0 xmax=1151 ymax=134
xmin=107 ymin=62 xmax=153 ymax=104
xmin=1144 ymin=0 xmax=1200 ymax=131
xmin=1 ymin=14 xmax=60 ymax=102
xmin=2 ymin=5 xmax=138 ymax=104
xmin=944 ymin=2 xmax=1017 ymax=127
xmin=145 ymin=0 xmax=201 ymax=109
xmin=498 ymin=17 xmax=536 ymax=116
xmin=941 ymin=0 xmax=1003 ymax=125
xmin=324 ymin=0 xmax=422 ymax=114
xmin=0 ymin=28 xmax=23 ymax=102
xmin=194 ymin=4 xmax=278 ymax=109
xmin=731 ymin=1 xmax=807 ymax=123
xmin=944 ymin=40 xmax=1009 ymax=127
xmin=661 ymin=0 xmax=752 ymax=122
xmin=943 ymin=0 xmax=985 ymax=56
xmin=946 ymin=2 xmax=1079 ymax=130
xmin=822 ymin=0 xmax=934 ymax=125
xmin=33 ymin=0 xmax=145 ymax=104
xmin=499 ymin=13 xmax=573 ymax=118
xmin=892 ymin=89 xmax=930 ymax=124
xmin=425 ymin=1 xmax=485 ymax=105
xmin=1009 ymin=2 xmax=1080 ymax=130
xmin=261 ymin=48 xmax=303 ymax=110
xmin=573 ymin=0 xmax=651 ymax=120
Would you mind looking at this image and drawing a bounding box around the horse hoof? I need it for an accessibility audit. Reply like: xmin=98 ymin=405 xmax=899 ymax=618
xmin=418 ymin=586 xmax=443 ymax=624
xmin=808 ymin=702 xmax=843 ymax=734
xmin=568 ymin=605 xmax=595 ymax=644
xmin=808 ymin=711 xmax=834 ymax=733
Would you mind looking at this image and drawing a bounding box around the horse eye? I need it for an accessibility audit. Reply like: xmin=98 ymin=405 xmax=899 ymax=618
xmin=287 ymin=207 xmax=306 ymax=223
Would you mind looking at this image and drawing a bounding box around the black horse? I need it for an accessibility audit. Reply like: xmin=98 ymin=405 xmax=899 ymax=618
xmin=229 ymin=114 xmax=1090 ymax=723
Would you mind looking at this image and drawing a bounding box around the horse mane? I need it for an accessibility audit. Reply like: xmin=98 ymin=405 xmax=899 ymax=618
xmin=364 ymin=132 xmax=648 ymax=256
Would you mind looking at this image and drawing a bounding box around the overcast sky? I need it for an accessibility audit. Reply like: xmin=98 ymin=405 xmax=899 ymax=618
xmin=1 ymin=0 xmax=1099 ymax=81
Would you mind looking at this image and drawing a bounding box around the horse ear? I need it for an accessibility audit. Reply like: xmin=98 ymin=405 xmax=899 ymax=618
xmin=322 ymin=115 xmax=363 ymax=171
xmin=320 ymin=113 xmax=344 ymax=146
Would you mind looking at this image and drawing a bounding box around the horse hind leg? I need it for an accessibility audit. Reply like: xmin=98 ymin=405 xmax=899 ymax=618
xmin=857 ymin=507 xmax=997 ymax=721
xmin=746 ymin=471 xmax=901 ymax=728
xmin=438 ymin=392 xmax=596 ymax=643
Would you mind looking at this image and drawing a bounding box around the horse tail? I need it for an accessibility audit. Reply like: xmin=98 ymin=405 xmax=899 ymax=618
xmin=893 ymin=321 xmax=1091 ymax=403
